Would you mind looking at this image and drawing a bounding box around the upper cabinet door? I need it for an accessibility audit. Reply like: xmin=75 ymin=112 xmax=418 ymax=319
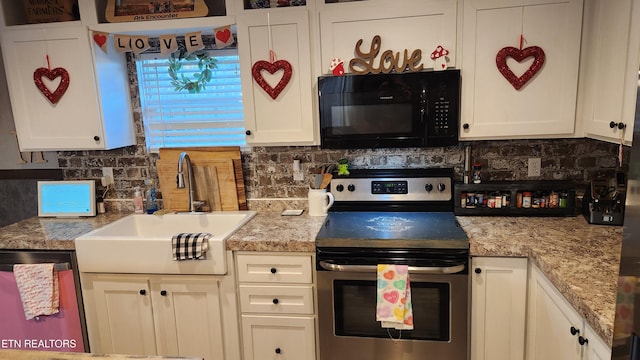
xmin=461 ymin=0 xmax=584 ymax=140
xmin=1 ymin=26 xmax=135 ymax=151
xmin=577 ymin=0 xmax=640 ymax=146
xmin=319 ymin=0 xmax=458 ymax=74
xmin=237 ymin=8 xmax=317 ymax=146
xmin=1 ymin=27 xmax=104 ymax=150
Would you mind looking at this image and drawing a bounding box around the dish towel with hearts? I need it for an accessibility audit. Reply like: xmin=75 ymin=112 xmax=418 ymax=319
xmin=172 ymin=233 xmax=210 ymax=261
xmin=13 ymin=263 xmax=60 ymax=320
xmin=376 ymin=264 xmax=413 ymax=330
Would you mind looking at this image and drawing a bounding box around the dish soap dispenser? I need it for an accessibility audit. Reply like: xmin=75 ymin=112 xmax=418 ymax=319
xmin=133 ymin=186 xmax=144 ymax=214
xmin=145 ymin=179 xmax=158 ymax=214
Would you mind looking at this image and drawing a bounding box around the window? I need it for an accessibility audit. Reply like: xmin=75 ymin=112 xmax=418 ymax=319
xmin=136 ymin=49 xmax=246 ymax=152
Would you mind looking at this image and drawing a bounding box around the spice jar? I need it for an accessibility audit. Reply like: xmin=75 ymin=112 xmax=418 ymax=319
xmin=559 ymin=193 xmax=568 ymax=208
xmin=466 ymin=192 xmax=476 ymax=208
xmin=549 ymin=191 xmax=559 ymax=208
xmin=522 ymin=192 xmax=532 ymax=208
xmin=461 ymin=193 xmax=467 ymax=208
xmin=516 ymin=192 xmax=523 ymax=208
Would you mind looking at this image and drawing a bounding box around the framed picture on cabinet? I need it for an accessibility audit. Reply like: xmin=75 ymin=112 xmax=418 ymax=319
xmin=105 ymin=0 xmax=209 ymax=22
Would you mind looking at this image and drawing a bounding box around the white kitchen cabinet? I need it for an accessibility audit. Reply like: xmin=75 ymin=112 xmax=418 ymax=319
xmin=236 ymin=252 xmax=317 ymax=360
xmin=81 ymin=272 xmax=241 ymax=359
xmin=577 ymin=0 xmax=640 ymax=146
xmin=526 ymin=263 xmax=611 ymax=360
xmin=0 ymin=26 xmax=134 ymax=151
xmin=318 ymin=0 xmax=457 ymax=74
xmin=237 ymin=8 xmax=317 ymax=146
xmin=471 ymin=257 xmax=527 ymax=360
xmin=460 ymin=0 xmax=583 ymax=140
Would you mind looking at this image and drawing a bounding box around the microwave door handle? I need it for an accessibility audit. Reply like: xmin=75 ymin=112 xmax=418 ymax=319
xmin=318 ymin=261 xmax=465 ymax=274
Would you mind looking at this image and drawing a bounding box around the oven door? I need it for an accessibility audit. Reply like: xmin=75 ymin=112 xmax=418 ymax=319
xmin=317 ymin=262 xmax=468 ymax=360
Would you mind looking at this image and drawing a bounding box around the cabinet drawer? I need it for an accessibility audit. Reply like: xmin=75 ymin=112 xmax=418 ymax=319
xmin=239 ymin=285 xmax=314 ymax=315
xmin=241 ymin=315 xmax=316 ymax=360
xmin=236 ymin=254 xmax=312 ymax=284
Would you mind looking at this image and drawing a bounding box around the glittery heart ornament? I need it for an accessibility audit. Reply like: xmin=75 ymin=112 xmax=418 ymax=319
xmin=251 ymin=59 xmax=292 ymax=100
xmin=495 ymin=46 xmax=545 ymax=90
xmin=33 ymin=67 xmax=70 ymax=105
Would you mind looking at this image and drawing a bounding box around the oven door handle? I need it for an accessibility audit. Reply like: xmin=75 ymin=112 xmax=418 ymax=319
xmin=318 ymin=261 xmax=465 ymax=274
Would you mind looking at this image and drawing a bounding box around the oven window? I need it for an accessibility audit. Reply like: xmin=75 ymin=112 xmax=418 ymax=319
xmin=329 ymin=104 xmax=413 ymax=135
xmin=333 ymin=280 xmax=450 ymax=341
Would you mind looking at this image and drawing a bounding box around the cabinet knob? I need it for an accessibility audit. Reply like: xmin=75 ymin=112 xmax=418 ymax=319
xmin=474 ymin=268 xmax=481 ymax=274
xmin=610 ymin=121 xmax=626 ymax=130
xmin=245 ymin=130 xmax=252 ymax=135
xmin=578 ymin=336 xmax=588 ymax=346
xmin=160 ymin=290 xmax=167 ymax=296
xmin=463 ymin=123 xmax=470 ymax=130
xmin=272 ymin=298 xmax=279 ymax=305
xmin=139 ymin=289 xmax=146 ymax=295
xmin=270 ymin=267 xmax=277 ymax=274
xmin=275 ymin=348 xmax=281 ymax=354
xmin=570 ymin=326 xmax=579 ymax=336
xmin=93 ymin=136 xmax=100 ymax=141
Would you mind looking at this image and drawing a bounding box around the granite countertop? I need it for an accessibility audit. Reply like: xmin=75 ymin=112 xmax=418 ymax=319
xmin=458 ymin=216 xmax=622 ymax=346
xmin=0 ymin=211 xmax=622 ymax=347
xmin=0 ymin=213 xmax=127 ymax=251
xmin=0 ymin=349 xmax=199 ymax=360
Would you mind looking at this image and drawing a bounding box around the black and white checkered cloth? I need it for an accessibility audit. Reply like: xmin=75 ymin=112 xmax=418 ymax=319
xmin=172 ymin=233 xmax=211 ymax=261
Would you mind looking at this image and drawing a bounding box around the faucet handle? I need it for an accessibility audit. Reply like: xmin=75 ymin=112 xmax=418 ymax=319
xmin=192 ymin=200 xmax=206 ymax=211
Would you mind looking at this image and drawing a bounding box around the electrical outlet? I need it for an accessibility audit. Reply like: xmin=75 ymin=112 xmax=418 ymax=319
xmin=102 ymin=167 xmax=114 ymax=186
xmin=293 ymin=160 xmax=304 ymax=181
xmin=528 ymin=158 xmax=541 ymax=177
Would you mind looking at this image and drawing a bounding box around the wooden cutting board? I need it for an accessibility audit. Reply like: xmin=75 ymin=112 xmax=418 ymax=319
xmin=156 ymin=147 xmax=247 ymax=211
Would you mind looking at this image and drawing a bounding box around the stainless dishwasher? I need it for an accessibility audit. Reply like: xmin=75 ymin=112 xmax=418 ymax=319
xmin=0 ymin=250 xmax=88 ymax=352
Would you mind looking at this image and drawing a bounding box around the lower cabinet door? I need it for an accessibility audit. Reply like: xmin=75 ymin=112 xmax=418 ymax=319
xmin=241 ymin=315 xmax=316 ymax=360
xmin=151 ymin=277 xmax=225 ymax=360
xmin=90 ymin=276 xmax=157 ymax=355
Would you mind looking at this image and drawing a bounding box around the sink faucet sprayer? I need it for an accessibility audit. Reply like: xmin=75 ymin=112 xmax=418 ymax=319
xmin=177 ymin=152 xmax=196 ymax=212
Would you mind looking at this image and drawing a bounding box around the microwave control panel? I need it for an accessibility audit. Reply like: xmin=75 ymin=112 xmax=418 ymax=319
xmin=424 ymin=71 xmax=460 ymax=146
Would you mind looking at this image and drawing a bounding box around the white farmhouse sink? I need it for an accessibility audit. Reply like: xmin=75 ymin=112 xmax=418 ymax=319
xmin=75 ymin=211 xmax=256 ymax=275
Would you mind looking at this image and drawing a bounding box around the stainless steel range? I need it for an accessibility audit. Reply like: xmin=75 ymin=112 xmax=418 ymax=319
xmin=316 ymin=168 xmax=469 ymax=360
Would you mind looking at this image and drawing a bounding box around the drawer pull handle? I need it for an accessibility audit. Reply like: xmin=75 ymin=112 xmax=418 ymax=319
xmin=270 ymin=267 xmax=277 ymax=274
xmin=160 ymin=290 xmax=167 ymax=296
xmin=578 ymin=336 xmax=588 ymax=346
xmin=139 ymin=289 xmax=146 ymax=296
xmin=272 ymin=298 xmax=279 ymax=305
xmin=275 ymin=347 xmax=281 ymax=354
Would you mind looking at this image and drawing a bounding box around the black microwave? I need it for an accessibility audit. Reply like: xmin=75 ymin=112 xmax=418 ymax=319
xmin=318 ymin=70 xmax=460 ymax=149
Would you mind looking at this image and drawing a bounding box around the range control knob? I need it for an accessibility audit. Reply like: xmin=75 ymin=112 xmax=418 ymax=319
xmin=335 ymin=184 xmax=344 ymax=192
xmin=437 ymin=183 xmax=446 ymax=192
xmin=425 ymin=183 xmax=433 ymax=192
xmin=347 ymin=184 xmax=356 ymax=192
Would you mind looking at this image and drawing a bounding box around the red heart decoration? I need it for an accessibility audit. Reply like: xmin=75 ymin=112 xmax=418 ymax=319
xmin=383 ymin=291 xmax=399 ymax=304
xmin=251 ymin=60 xmax=293 ymax=100
xmin=215 ymin=29 xmax=231 ymax=44
xmin=33 ymin=67 xmax=70 ymax=105
xmin=496 ymin=46 xmax=545 ymax=90
xmin=93 ymin=33 xmax=107 ymax=47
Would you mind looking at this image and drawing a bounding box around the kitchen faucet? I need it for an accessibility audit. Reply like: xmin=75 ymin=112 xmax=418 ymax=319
xmin=177 ymin=151 xmax=197 ymax=212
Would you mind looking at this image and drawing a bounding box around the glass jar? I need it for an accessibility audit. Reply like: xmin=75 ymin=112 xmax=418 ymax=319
xmin=522 ymin=192 xmax=532 ymax=208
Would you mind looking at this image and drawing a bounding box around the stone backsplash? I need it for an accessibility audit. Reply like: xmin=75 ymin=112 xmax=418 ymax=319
xmin=57 ymin=136 xmax=628 ymax=211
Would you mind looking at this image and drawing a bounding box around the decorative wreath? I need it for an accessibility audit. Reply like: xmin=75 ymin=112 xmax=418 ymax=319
xmin=167 ymin=48 xmax=218 ymax=93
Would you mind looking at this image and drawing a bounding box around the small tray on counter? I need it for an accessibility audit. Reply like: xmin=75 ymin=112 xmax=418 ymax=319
xmin=454 ymin=181 xmax=576 ymax=217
